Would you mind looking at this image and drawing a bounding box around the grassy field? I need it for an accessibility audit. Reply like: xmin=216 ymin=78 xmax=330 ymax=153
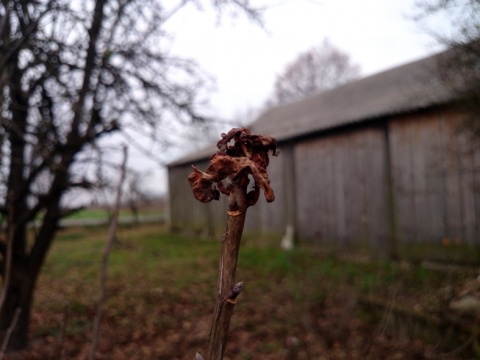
xmin=10 ymin=223 xmax=474 ymax=359
xmin=63 ymin=207 xmax=163 ymax=220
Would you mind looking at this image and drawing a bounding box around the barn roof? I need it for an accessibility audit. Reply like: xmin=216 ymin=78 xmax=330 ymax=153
xmin=169 ymin=49 xmax=455 ymax=167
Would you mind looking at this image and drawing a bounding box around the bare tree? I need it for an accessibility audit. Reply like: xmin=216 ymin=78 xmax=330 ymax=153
xmin=269 ymin=39 xmax=361 ymax=106
xmin=0 ymin=0 xmax=261 ymax=352
xmin=414 ymin=0 xmax=480 ymax=136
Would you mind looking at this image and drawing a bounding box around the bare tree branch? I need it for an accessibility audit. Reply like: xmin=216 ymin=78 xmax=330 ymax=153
xmin=413 ymin=0 xmax=480 ymax=138
xmin=90 ymin=145 xmax=128 ymax=360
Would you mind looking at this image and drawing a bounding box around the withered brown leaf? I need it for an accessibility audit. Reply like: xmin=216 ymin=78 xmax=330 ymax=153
xmin=188 ymin=128 xmax=278 ymax=208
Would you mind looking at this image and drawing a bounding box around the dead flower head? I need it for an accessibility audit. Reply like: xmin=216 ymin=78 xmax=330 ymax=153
xmin=188 ymin=128 xmax=278 ymax=209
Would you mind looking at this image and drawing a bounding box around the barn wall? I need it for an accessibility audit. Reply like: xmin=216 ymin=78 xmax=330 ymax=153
xmin=168 ymin=150 xmax=285 ymax=239
xmin=168 ymin=159 xmax=227 ymax=238
xmin=293 ymin=126 xmax=390 ymax=254
xmin=243 ymin=146 xmax=286 ymax=236
xmin=389 ymin=108 xmax=480 ymax=254
xmin=291 ymin=108 xmax=480 ymax=259
xmin=167 ymin=107 xmax=480 ymax=261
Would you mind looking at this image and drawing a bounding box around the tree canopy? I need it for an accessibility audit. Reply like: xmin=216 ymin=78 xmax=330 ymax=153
xmin=268 ymin=39 xmax=360 ymax=106
xmin=414 ymin=0 xmax=480 ymax=137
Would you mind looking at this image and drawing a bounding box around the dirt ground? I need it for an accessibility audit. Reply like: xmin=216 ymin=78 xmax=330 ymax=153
xmin=7 ymin=284 xmax=469 ymax=359
xmin=2 ymin=225 xmax=476 ymax=359
xmin=6 ymin=291 xmax=465 ymax=360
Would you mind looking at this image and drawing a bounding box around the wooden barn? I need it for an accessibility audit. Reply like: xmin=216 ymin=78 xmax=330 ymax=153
xmin=167 ymin=50 xmax=480 ymax=262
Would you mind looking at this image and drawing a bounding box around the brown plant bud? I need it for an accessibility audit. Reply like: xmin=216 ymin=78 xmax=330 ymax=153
xmin=188 ymin=128 xmax=278 ymax=208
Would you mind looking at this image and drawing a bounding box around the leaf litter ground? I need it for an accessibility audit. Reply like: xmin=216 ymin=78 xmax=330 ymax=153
xmin=5 ymin=224 xmax=472 ymax=359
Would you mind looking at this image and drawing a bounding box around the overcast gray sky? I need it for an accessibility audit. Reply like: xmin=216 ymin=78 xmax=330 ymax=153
xmin=166 ymin=0 xmax=444 ymax=120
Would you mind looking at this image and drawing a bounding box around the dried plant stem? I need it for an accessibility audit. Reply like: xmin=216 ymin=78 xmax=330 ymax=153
xmin=57 ymin=301 xmax=70 ymax=360
xmin=90 ymin=146 xmax=128 ymax=360
xmin=206 ymin=213 xmax=246 ymax=359
xmin=189 ymin=128 xmax=278 ymax=360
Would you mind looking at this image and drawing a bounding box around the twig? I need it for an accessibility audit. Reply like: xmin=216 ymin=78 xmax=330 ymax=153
xmin=58 ymin=301 xmax=70 ymax=360
xmin=188 ymin=128 xmax=278 ymax=359
xmin=207 ymin=281 xmax=244 ymax=355
xmin=89 ymin=145 xmax=128 ymax=360
xmin=0 ymin=308 xmax=22 ymax=360
xmin=205 ymin=209 xmax=246 ymax=360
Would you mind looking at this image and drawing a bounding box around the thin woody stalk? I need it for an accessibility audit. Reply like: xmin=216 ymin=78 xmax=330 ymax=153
xmin=189 ymin=128 xmax=278 ymax=360
xmin=206 ymin=183 xmax=248 ymax=360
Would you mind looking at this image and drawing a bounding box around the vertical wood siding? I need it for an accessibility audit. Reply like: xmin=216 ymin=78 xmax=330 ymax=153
xmin=168 ymin=160 xmax=227 ymax=238
xmin=168 ymin=107 xmax=480 ymax=260
xmin=243 ymin=149 xmax=285 ymax=235
xmin=168 ymin=154 xmax=285 ymax=239
xmin=293 ymin=127 xmax=388 ymax=251
xmin=389 ymin=109 xmax=480 ymax=247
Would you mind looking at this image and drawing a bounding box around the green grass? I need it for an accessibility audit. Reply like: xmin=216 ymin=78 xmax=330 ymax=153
xmin=398 ymin=241 xmax=480 ymax=264
xmin=62 ymin=208 xmax=164 ymax=220
xmin=42 ymin=224 xmax=471 ymax=314
xmin=26 ymin=224 xmax=474 ymax=359
xmin=65 ymin=208 xmax=110 ymax=220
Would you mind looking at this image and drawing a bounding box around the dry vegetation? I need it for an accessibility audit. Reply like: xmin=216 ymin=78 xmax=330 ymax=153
xmin=4 ymin=224 xmax=475 ymax=359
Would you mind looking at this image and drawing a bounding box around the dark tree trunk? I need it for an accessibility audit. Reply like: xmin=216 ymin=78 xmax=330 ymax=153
xmin=0 ymin=187 xmax=65 ymax=352
xmin=0 ymin=0 xmax=107 ymax=351
xmin=0 ymin=65 xmax=32 ymax=351
xmin=0 ymin=260 xmax=36 ymax=351
xmin=0 ymin=64 xmax=70 ymax=352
